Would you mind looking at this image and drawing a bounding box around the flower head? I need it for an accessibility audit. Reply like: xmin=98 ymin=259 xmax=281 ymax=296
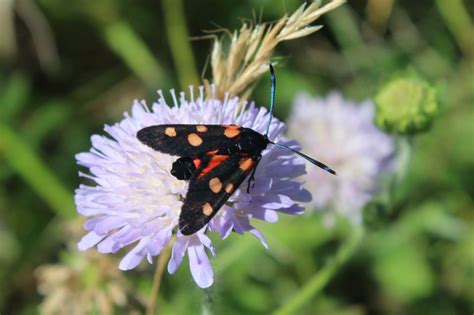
xmin=75 ymin=87 xmax=310 ymax=288
xmin=375 ymin=76 xmax=438 ymax=135
xmin=287 ymin=92 xmax=395 ymax=224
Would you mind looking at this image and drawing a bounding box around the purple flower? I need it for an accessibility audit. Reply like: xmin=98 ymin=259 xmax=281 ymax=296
xmin=76 ymin=87 xmax=311 ymax=288
xmin=287 ymin=92 xmax=395 ymax=224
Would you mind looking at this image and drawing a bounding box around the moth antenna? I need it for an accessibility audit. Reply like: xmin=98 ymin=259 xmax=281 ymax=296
xmin=265 ymin=63 xmax=276 ymax=136
xmin=270 ymin=141 xmax=337 ymax=175
xmin=265 ymin=64 xmax=335 ymax=175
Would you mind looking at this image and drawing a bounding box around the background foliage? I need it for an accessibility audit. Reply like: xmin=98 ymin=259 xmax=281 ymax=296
xmin=0 ymin=0 xmax=473 ymax=314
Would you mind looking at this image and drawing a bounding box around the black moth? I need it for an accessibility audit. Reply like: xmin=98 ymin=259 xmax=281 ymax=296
xmin=137 ymin=65 xmax=335 ymax=235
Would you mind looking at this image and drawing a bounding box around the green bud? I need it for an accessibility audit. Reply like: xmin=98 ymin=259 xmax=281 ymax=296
xmin=375 ymin=76 xmax=438 ymax=135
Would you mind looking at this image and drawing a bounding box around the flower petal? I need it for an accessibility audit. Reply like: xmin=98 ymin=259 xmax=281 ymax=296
xmin=78 ymin=231 xmax=105 ymax=250
xmin=167 ymin=236 xmax=189 ymax=274
xmin=188 ymin=244 xmax=214 ymax=288
xmin=119 ymin=237 xmax=150 ymax=270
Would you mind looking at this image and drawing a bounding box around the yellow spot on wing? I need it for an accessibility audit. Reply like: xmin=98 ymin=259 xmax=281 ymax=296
xmin=224 ymin=125 xmax=240 ymax=138
xmin=202 ymin=203 xmax=213 ymax=216
xmin=188 ymin=133 xmax=203 ymax=146
xmin=225 ymin=183 xmax=234 ymax=193
xmin=196 ymin=125 xmax=207 ymax=132
xmin=209 ymin=177 xmax=222 ymax=193
xmin=239 ymin=157 xmax=254 ymax=172
xmin=165 ymin=127 xmax=176 ymax=137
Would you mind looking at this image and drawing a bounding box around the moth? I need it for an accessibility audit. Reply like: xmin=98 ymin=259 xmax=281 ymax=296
xmin=137 ymin=65 xmax=335 ymax=235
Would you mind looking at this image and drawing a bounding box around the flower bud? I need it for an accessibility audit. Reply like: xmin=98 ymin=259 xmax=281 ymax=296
xmin=375 ymin=76 xmax=438 ymax=135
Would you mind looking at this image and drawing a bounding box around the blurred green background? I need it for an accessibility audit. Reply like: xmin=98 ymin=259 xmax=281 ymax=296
xmin=0 ymin=0 xmax=473 ymax=314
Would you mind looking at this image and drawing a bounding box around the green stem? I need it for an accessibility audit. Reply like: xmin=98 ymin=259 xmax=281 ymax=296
xmin=162 ymin=0 xmax=200 ymax=89
xmin=272 ymin=226 xmax=364 ymax=315
xmin=201 ymin=287 xmax=214 ymax=315
xmin=146 ymin=237 xmax=174 ymax=315
xmin=0 ymin=123 xmax=75 ymax=219
xmin=435 ymin=0 xmax=474 ymax=59
xmin=104 ymin=21 xmax=164 ymax=89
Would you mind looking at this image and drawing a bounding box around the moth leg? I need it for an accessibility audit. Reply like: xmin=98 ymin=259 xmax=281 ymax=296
xmin=246 ymin=155 xmax=262 ymax=193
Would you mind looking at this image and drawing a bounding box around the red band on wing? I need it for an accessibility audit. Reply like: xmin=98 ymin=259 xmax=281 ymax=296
xmin=198 ymin=155 xmax=229 ymax=178
xmin=193 ymin=158 xmax=201 ymax=169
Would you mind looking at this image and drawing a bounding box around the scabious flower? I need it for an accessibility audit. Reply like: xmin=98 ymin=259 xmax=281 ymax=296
xmin=75 ymin=87 xmax=311 ymax=288
xmin=287 ymin=92 xmax=395 ymax=224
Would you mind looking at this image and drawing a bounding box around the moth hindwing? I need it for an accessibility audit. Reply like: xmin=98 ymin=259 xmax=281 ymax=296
xmin=179 ymin=152 xmax=260 ymax=235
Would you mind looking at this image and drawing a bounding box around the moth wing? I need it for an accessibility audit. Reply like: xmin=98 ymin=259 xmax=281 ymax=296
xmin=178 ymin=153 xmax=256 ymax=235
xmin=137 ymin=124 xmax=242 ymax=156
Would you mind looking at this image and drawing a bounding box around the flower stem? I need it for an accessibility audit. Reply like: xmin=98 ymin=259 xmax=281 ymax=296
xmin=146 ymin=237 xmax=174 ymax=315
xmin=272 ymin=226 xmax=364 ymax=315
xmin=201 ymin=287 xmax=214 ymax=315
xmin=435 ymin=0 xmax=474 ymax=60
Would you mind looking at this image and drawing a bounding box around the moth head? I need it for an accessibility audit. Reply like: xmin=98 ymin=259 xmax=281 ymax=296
xmin=237 ymin=129 xmax=269 ymax=154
